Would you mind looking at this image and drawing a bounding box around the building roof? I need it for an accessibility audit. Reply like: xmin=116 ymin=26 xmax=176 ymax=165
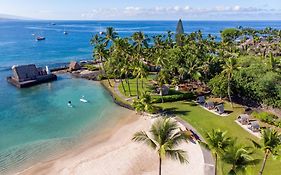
xmin=13 ymin=64 xmax=38 ymax=81
xmin=250 ymin=121 xmax=260 ymax=128
xmin=176 ymin=19 xmax=184 ymax=35
xmin=69 ymin=61 xmax=81 ymax=71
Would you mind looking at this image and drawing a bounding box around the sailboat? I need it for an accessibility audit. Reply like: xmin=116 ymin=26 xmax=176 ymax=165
xmin=63 ymin=28 xmax=68 ymax=35
xmin=36 ymin=36 xmax=46 ymax=41
xmin=99 ymin=25 xmax=104 ymax=35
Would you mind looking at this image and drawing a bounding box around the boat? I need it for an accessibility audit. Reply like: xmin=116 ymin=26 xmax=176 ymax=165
xmin=63 ymin=31 xmax=68 ymax=35
xmin=51 ymin=22 xmax=56 ymax=25
xmin=80 ymin=96 xmax=88 ymax=103
xmin=36 ymin=36 xmax=46 ymax=41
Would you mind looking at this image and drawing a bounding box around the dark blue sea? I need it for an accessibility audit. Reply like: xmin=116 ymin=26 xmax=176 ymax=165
xmin=0 ymin=20 xmax=281 ymax=174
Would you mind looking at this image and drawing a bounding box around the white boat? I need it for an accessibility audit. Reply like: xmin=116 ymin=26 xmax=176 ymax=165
xmin=80 ymin=96 xmax=88 ymax=103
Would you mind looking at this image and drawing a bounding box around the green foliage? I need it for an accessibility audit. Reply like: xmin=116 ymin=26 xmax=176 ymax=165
xmin=221 ymin=28 xmax=241 ymax=43
xmin=95 ymin=74 xmax=104 ymax=81
xmin=233 ymin=58 xmax=281 ymax=108
xmin=252 ymin=112 xmax=281 ymax=128
xmin=208 ymin=74 xmax=228 ymax=98
xmin=132 ymin=91 xmax=156 ymax=113
xmin=83 ymin=64 xmax=99 ymax=71
xmin=152 ymin=93 xmax=194 ymax=103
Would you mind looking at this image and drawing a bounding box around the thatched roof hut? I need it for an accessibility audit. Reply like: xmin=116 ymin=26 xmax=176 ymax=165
xmin=215 ymin=104 xmax=224 ymax=114
xmin=159 ymin=85 xmax=169 ymax=96
xmin=204 ymin=101 xmax=215 ymax=109
xmin=196 ymin=96 xmax=205 ymax=104
xmin=249 ymin=121 xmax=260 ymax=132
xmin=237 ymin=114 xmax=250 ymax=125
xmin=69 ymin=61 xmax=81 ymax=71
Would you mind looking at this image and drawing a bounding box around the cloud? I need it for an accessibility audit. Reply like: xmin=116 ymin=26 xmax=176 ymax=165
xmin=80 ymin=5 xmax=281 ymax=20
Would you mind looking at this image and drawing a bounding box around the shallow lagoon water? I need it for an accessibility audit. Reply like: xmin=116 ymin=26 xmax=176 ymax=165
xmin=0 ymin=74 xmax=130 ymax=174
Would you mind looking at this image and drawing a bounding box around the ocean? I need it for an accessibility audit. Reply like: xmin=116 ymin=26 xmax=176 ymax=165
xmin=0 ymin=20 xmax=281 ymax=174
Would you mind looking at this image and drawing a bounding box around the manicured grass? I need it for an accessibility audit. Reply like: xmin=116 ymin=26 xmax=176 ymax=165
xmin=157 ymin=101 xmax=281 ymax=175
xmin=116 ymin=77 xmax=280 ymax=174
xmin=118 ymin=75 xmax=156 ymax=97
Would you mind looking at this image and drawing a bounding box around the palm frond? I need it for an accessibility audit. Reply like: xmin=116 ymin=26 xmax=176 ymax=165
xmin=132 ymin=131 xmax=157 ymax=149
xmin=166 ymin=149 xmax=188 ymax=164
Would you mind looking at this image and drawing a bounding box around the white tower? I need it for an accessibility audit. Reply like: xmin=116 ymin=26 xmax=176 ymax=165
xmin=46 ymin=66 xmax=50 ymax=74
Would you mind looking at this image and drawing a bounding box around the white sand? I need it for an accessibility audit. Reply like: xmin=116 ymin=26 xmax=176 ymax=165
xmin=18 ymin=112 xmax=205 ymax=175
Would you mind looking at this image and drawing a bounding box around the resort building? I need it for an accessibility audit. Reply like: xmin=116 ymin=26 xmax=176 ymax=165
xmin=7 ymin=64 xmax=57 ymax=88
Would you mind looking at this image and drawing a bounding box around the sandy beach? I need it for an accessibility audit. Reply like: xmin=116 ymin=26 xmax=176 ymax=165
xmin=17 ymin=112 xmax=205 ymax=175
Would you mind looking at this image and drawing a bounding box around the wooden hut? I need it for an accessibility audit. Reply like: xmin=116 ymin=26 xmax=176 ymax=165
xmin=196 ymin=96 xmax=205 ymax=104
xmin=204 ymin=101 xmax=215 ymax=110
xmin=69 ymin=61 xmax=81 ymax=71
xmin=159 ymin=85 xmax=169 ymax=96
xmin=237 ymin=114 xmax=250 ymax=125
xmin=215 ymin=104 xmax=224 ymax=114
xmin=249 ymin=121 xmax=260 ymax=132
xmin=7 ymin=64 xmax=57 ymax=88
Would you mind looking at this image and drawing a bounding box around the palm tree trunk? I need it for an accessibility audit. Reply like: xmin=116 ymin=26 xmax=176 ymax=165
xmin=101 ymin=61 xmax=112 ymax=87
xmin=227 ymin=77 xmax=233 ymax=108
xmin=215 ymin=153 xmax=217 ymax=175
xmin=136 ymin=77 xmax=139 ymax=99
xmin=126 ymin=77 xmax=132 ymax=97
xmin=259 ymin=150 xmax=270 ymax=175
xmin=120 ymin=79 xmax=126 ymax=95
xmin=159 ymin=156 xmax=162 ymax=175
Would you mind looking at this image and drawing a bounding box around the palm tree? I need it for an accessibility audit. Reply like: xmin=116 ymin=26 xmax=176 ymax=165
xmin=103 ymin=27 xmax=118 ymax=47
xmin=132 ymin=118 xmax=189 ymax=175
xmin=156 ymin=69 xmax=170 ymax=103
xmin=222 ymin=57 xmax=238 ymax=108
xmin=94 ymin=44 xmax=112 ymax=87
xmin=132 ymin=91 xmax=154 ymax=113
xmin=222 ymin=144 xmax=259 ymax=175
xmin=251 ymin=128 xmax=281 ymax=175
xmin=200 ymin=129 xmax=232 ymax=175
xmin=131 ymin=31 xmax=149 ymax=99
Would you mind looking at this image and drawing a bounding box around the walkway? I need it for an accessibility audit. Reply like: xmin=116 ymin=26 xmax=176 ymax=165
xmin=114 ymin=80 xmax=133 ymax=102
xmin=176 ymin=117 xmax=215 ymax=175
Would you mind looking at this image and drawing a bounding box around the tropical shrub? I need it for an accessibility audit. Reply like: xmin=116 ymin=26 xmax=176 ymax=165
xmin=152 ymin=92 xmax=194 ymax=103
xmin=221 ymin=28 xmax=241 ymax=43
xmin=208 ymin=73 xmax=228 ymax=98
xmin=252 ymin=111 xmax=281 ymax=128
xmin=83 ymin=64 xmax=99 ymax=71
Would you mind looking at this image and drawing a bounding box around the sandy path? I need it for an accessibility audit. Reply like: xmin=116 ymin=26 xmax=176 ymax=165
xmin=18 ymin=113 xmax=205 ymax=175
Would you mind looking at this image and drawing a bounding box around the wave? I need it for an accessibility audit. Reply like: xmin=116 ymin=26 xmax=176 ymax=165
xmin=0 ymin=41 xmax=16 ymax=46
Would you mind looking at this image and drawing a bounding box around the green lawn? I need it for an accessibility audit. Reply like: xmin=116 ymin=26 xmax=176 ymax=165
xmin=157 ymin=101 xmax=281 ymax=175
xmin=118 ymin=75 xmax=156 ymax=97
xmin=116 ymin=77 xmax=280 ymax=174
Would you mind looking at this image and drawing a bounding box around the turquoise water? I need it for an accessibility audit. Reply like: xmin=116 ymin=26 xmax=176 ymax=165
xmin=0 ymin=74 xmax=129 ymax=174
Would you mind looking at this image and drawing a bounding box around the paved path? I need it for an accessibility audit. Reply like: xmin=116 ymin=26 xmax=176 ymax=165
xmin=113 ymin=80 xmax=215 ymax=175
xmin=114 ymin=80 xmax=133 ymax=102
xmin=176 ymin=117 xmax=215 ymax=175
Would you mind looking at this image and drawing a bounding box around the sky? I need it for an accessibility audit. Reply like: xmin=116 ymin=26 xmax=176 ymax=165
xmin=0 ymin=0 xmax=281 ymax=20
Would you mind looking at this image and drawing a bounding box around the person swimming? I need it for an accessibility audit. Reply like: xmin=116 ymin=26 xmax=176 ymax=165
xmin=68 ymin=101 xmax=73 ymax=107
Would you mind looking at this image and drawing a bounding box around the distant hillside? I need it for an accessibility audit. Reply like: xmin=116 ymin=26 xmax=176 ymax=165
xmin=0 ymin=14 xmax=30 ymax=20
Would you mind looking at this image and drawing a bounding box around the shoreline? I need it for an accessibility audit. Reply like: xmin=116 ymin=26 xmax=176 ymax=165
xmin=17 ymin=112 xmax=205 ymax=175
